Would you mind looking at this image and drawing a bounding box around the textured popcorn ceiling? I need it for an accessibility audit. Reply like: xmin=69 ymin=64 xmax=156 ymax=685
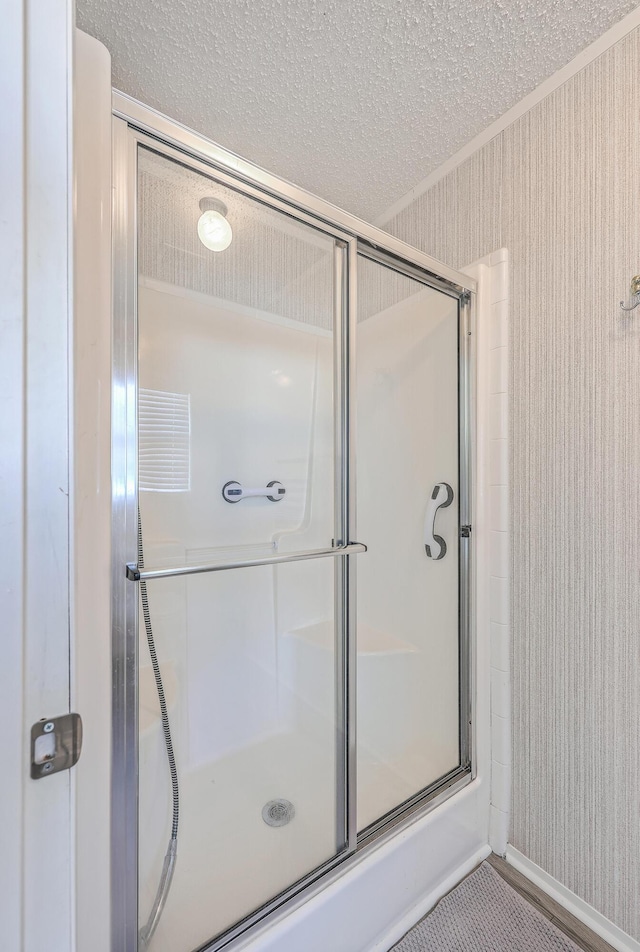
xmin=77 ymin=0 xmax=637 ymax=220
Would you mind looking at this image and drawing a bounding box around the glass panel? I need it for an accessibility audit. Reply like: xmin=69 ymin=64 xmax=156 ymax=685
xmin=356 ymin=255 xmax=461 ymax=832
xmin=136 ymin=147 xmax=341 ymax=950
xmin=137 ymin=147 xmax=336 ymax=573
xmin=138 ymin=561 xmax=339 ymax=950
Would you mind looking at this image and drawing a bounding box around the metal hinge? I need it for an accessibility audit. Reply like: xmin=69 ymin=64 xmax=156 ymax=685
xmin=30 ymin=713 xmax=82 ymax=779
xmin=460 ymin=524 xmax=472 ymax=538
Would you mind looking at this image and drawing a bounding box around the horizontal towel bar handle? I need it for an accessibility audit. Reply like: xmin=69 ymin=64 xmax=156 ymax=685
xmin=126 ymin=542 xmax=367 ymax=582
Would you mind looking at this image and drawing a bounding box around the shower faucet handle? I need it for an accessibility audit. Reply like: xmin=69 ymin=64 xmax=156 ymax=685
xmin=222 ymin=480 xmax=286 ymax=503
xmin=424 ymin=482 xmax=454 ymax=560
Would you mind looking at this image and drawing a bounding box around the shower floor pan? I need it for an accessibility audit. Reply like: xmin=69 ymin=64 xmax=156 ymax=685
xmin=140 ymin=740 xmax=456 ymax=948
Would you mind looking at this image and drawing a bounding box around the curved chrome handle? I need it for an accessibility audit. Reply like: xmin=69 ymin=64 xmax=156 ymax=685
xmin=222 ymin=480 xmax=285 ymax=503
xmin=424 ymin=482 xmax=454 ymax=560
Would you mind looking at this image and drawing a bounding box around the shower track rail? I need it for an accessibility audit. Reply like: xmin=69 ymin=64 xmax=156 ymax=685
xmin=126 ymin=542 xmax=367 ymax=581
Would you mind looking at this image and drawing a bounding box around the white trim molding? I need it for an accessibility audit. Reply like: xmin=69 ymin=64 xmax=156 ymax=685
xmin=464 ymin=249 xmax=511 ymax=856
xmin=375 ymin=5 xmax=640 ymax=226
xmin=0 ymin=3 xmax=27 ymax=946
xmin=73 ymin=28 xmax=113 ymax=952
xmin=506 ymin=847 xmax=640 ymax=952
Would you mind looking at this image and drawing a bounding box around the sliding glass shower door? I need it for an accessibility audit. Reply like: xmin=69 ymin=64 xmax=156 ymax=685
xmin=355 ymin=255 xmax=467 ymax=833
xmin=133 ymin=147 xmax=352 ymax=951
xmin=112 ymin=120 xmax=472 ymax=952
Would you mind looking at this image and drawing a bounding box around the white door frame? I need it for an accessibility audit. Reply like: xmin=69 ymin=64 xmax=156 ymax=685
xmin=0 ymin=2 xmax=75 ymax=949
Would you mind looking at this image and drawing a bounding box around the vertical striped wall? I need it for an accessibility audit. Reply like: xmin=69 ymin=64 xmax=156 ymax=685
xmin=382 ymin=27 xmax=640 ymax=941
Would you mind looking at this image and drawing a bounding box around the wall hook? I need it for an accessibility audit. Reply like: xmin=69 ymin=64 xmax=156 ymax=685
xmin=620 ymin=275 xmax=640 ymax=311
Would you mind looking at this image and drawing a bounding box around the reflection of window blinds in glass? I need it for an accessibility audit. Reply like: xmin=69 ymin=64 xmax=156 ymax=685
xmin=139 ymin=388 xmax=191 ymax=492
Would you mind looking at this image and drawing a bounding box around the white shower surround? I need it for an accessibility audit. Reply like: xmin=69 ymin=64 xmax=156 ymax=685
xmin=72 ymin=32 xmax=512 ymax=947
xmin=135 ymin=270 xmax=469 ymax=950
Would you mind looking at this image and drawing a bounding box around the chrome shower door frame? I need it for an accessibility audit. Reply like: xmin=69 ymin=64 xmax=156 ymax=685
xmin=111 ymin=95 xmax=477 ymax=952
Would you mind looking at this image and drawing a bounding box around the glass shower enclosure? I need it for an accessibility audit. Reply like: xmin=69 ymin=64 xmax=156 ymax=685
xmin=112 ymin=110 xmax=474 ymax=952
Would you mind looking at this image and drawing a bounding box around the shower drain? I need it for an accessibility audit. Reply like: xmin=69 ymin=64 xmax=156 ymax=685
xmin=262 ymin=798 xmax=296 ymax=827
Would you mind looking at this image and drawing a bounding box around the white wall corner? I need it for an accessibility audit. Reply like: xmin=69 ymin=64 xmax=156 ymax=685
xmin=4 ymin=3 xmax=77 ymax=951
xmin=73 ymin=27 xmax=113 ymax=952
xmin=463 ymin=249 xmax=510 ymax=857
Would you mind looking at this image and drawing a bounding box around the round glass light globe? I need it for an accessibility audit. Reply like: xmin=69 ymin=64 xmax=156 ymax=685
xmin=197 ymin=209 xmax=233 ymax=252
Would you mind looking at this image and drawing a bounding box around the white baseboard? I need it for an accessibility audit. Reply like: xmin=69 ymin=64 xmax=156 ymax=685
xmin=506 ymin=846 xmax=640 ymax=952
xmin=373 ymin=845 xmax=491 ymax=952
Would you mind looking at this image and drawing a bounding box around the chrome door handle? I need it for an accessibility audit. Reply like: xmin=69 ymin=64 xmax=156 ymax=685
xmin=424 ymin=482 xmax=454 ymax=560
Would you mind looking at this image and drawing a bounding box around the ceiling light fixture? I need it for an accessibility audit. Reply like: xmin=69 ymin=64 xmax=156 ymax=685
xmin=197 ymin=197 xmax=233 ymax=252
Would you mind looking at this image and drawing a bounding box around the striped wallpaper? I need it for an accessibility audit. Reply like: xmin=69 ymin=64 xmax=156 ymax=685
xmin=381 ymin=27 xmax=640 ymax=941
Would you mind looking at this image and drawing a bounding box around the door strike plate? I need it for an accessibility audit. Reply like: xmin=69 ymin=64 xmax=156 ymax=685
xmin=30 ymin=713 xmax=83 ymax=779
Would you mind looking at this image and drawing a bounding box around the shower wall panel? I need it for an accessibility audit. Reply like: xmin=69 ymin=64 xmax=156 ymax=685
xmin=138 ymin=283 xmax=331 ymax=753
xmin=355 ymin=268 xmax=461 ymax=830
xmin=137 ymin=279 xmax=337 ymax=949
